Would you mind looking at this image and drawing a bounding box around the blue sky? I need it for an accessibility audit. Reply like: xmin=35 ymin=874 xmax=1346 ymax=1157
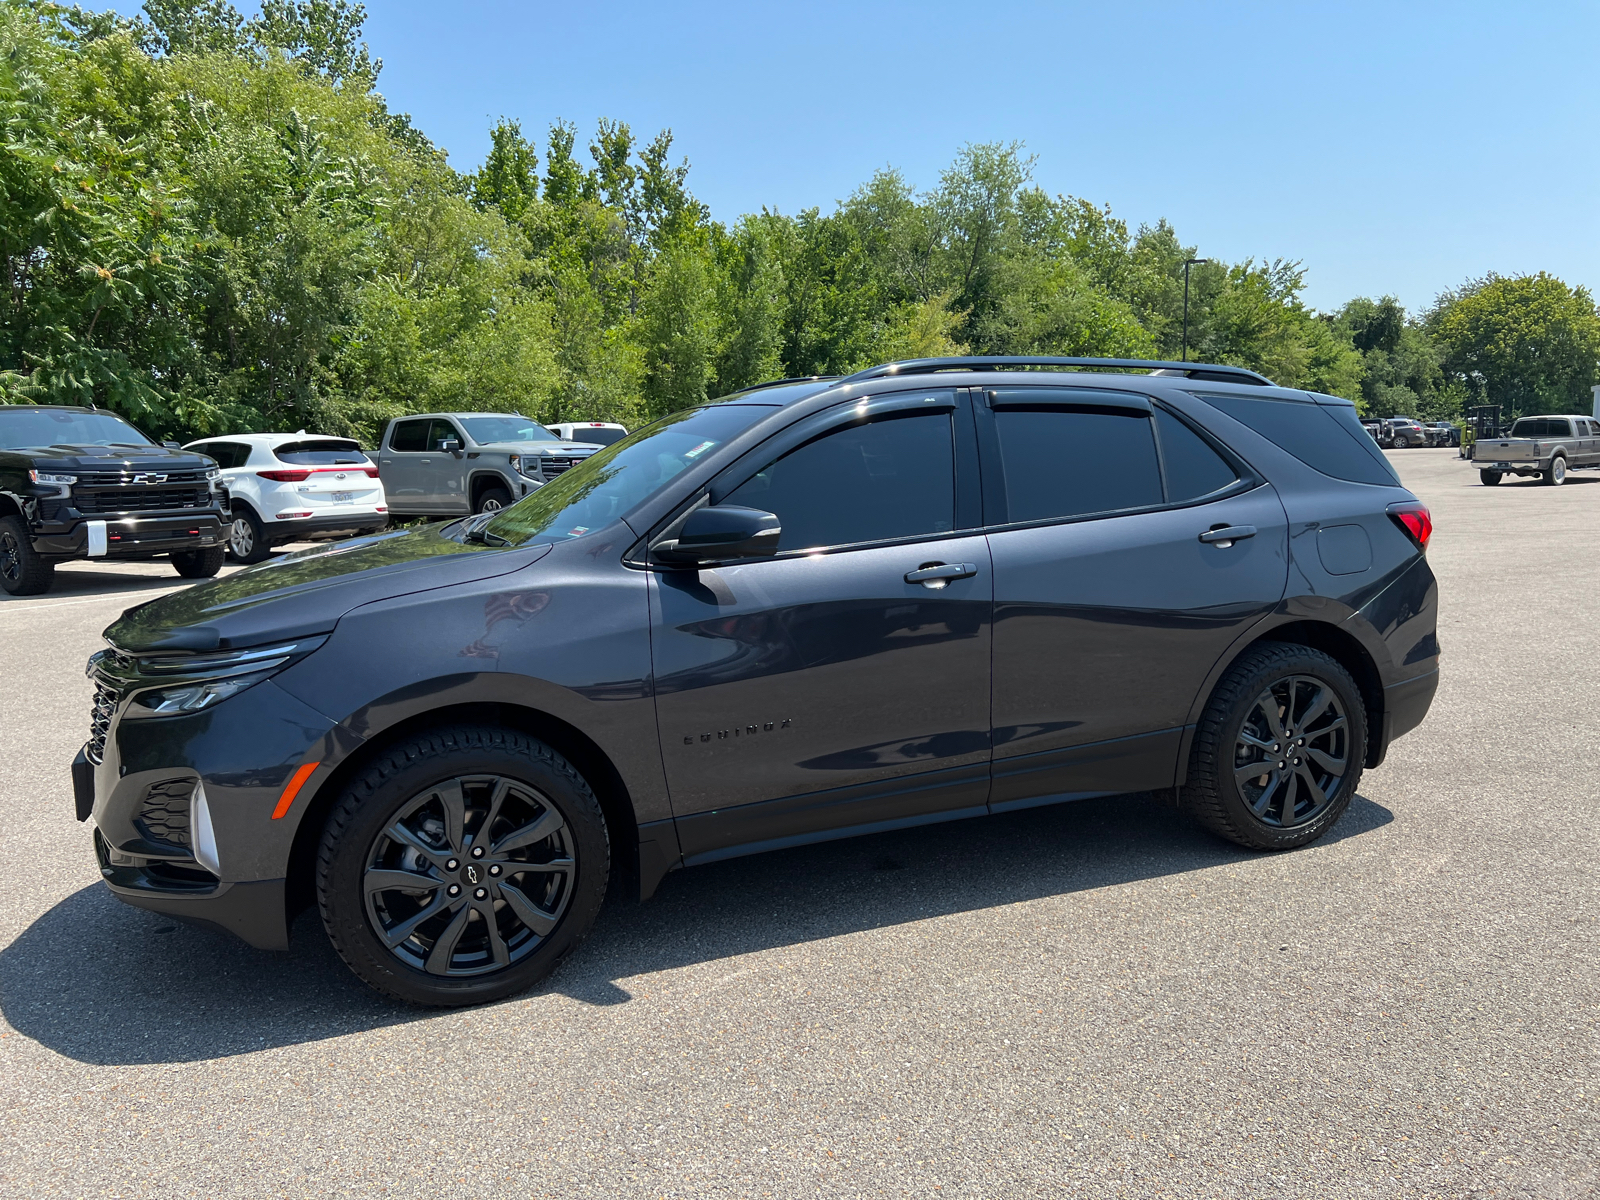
xmin=108 ymin=0 xmax=1599 ymax=314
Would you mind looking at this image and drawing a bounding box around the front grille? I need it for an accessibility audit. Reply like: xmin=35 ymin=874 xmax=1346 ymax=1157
xmin=136 ymin=779 xmax=195 ymax=849
xmin=86 ymin=651 xmax=135 ymax=764
xmin=76 ymin=487 xmax=207 ymax=513
xmin=77 ymin=470 xmax=211 ymax=486
xmin=542 ymin=457 xmax=580 ymax=477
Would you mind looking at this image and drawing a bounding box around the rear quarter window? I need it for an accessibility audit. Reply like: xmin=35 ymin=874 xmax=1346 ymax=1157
xmin=1197 ymin=394 xmax=1400 ymax=486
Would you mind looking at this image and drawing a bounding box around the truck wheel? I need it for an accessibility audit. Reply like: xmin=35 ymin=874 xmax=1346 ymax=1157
xmin=317 ymin=725 xmax=610 ymax=1006
xmin=1479 ymin=469 xmax=1502 ymax=486
xmin=475 ymin=486 xmax=513 ymax=514
xmin=0 ymin=515 xmax=53 ymax=596
xmin=171 ymin=545 xmax=225 ymax=578
xmin=1181 ymin=642 xmax=1366 ymax=852
xmin=1543 ymin=456 xmax=1567 ymax=486
xmin=227 ymin=508 xmax=272 ymax=563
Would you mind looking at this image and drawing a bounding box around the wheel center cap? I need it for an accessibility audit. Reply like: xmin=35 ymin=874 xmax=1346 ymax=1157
xmin=462 ymin=863 xmax=482 ymax=886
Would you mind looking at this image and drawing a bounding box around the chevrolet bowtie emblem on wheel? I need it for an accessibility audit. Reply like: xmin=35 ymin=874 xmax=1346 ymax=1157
xmin=465 ymin=864 xmax=481 ymax=884
xmin=130 ymin=473 xmax=167 ymax=485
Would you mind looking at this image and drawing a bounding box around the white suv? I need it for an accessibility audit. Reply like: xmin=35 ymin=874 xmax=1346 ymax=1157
xmin=545 ymin=421 xmax=629 ymax=447
xmin=183 ymin=433 xmax=389 ymax=563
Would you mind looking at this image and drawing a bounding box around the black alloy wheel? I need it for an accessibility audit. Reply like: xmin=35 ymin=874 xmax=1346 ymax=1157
xmin=475 ymin=486 xmax=513 ymax=514
xmin=0 ymin=515 xmax=54 ymax=596
xmin=1183 ymin=643 xmax=1366 ymax=851
xmin=1479 ymin=469 xmax=1502 ymax=486
xmin=318 ymin=726 xmax=609 ymax=1006
xmin=227 ymin=507 xmax=272 ymax=563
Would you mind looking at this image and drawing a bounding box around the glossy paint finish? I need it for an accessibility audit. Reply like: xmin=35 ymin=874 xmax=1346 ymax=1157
xmin=78 ymin=368 xmax=1442 ymax=953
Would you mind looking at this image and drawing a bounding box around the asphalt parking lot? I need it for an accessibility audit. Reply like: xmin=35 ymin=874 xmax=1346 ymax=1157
xmin=0 ymin=449 xmax=1595 ymax=1199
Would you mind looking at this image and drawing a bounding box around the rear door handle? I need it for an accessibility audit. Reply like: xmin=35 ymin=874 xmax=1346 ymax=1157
xmin=1199 ymin=525 xmax=1257 ymax=546
xmin=905 ymin=562 xmax=978 ymax=587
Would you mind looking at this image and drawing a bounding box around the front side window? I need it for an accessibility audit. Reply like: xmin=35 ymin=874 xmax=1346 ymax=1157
xmin=459 ymin=416 xmax=560 ymax=445
xmin=390 ymin=420 xmax=429 ymax=452
xmin=0 ymin=408 xmax=152 ymax=450
xmin=992 ymin=405 xmax=1163 ymax=522
xmin=723 ymin=411 xmax=955 ymax=552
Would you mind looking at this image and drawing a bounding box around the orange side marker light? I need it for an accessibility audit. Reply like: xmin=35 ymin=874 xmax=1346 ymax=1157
xmin=271 ymin=761 xmax=321 ymax=820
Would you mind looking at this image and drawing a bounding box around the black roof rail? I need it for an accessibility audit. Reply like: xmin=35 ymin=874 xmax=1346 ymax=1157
xmin=839 ymin=357 xmax=1275 ymax=387
xmin=732 ymin=375 xmax=839 ymax=395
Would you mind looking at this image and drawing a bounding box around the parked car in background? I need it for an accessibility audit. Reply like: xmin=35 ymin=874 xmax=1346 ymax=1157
xmin=1361 ymin=419 xmax=1387 ymax=446
xmin=1382 ymin=417 xmax=1429 ymax=448
xmin=1424 ymin=422 xmax=1460 ymax=447
xmin=185 ymin=433 xmax=388 ymax=563
xmin=0 ymin=405 xmax=226 ymax=595
xmin=78 ymin=356 xmax=1439 ymax=1006
xmin=1469 ymin=415 xmax=1600 ymax=486
xmin=376 ymin=413 xmax=605 ymax=517
xmin=545 ymin=421 xmax=629 ymax=447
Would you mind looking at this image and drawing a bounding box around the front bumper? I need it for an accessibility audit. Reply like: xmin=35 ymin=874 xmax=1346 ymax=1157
xmin=34 ymin=512 xmax=225 ymax=559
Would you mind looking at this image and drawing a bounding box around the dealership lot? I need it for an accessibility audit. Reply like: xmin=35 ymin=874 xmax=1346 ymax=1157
xmin=0 ymin=450 xmax=1594 ymax=1198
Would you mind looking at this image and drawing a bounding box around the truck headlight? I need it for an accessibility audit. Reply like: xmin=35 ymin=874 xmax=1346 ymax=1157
xmin=29 ymin=470 xmax=75 ymax=495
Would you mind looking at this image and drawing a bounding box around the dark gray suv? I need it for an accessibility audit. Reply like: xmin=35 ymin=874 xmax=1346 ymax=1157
xmin=77 ymin=358 xmax=1439 ymax=1006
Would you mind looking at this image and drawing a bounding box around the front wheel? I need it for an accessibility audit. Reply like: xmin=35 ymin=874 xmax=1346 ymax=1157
xmin=227 ymin=508 xmax=273 ymax=563
xmin=1479 ymin=469 xmax=1503 ymax=486
xmin=1182 ymin=643 xmax=1366 ymax=851
xmin=317 ymin=726 xmax=610 ymax=1006
xmin=475 ymin=486 xmax=513 ymax=515
xmin=0 ymin=515 xmax=53 ymax=595
xmin=1544 ymin=456 xmax=1567 ymax=486
xmin=171 ymin=545 xmax=225 ymax=578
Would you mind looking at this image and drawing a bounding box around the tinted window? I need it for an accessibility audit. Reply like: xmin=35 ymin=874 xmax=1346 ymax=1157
xmin=724 ymin=412 xmax=954 ymax=551
xmin=992 ymin=408 xmax=1162 ymax=522
xmin=1200 ymin=395 xmax=1401 ymax=486
xmin=213 ymin=442 xmax=252 ymax=469
xmin=274 ymin=439 xmax=368 ymax=465
xmin=1509 ymin=417 xmax=1573 ymax=438
xmin=427 ymin=420 xmax=462 ymax=451
xmin=390 ymin=420 xmax=429 ymax=452
xmin=1154 ymin=409 xmax=1238 ymax=502
xmin=486 ymin=405 xmax=772 ymax=547
xmin=459 ymin=416 xmax=559 ymax=445
xmin=0 ymin=408 xmax=152 ymax=449
xmin=571 ymin=427 xmax=628 ymax=446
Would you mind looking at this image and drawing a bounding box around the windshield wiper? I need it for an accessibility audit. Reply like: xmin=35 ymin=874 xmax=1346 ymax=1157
xmin=461 ymin=513 xmax=512 ymax=546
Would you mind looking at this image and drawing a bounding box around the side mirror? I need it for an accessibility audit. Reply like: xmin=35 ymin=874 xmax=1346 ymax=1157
xmin=440 ymin=437 xmax=462 ymax=457
xmin=655 ymin=505 xmax=780 ymax=565
xmin=162 ymin=441 xmax=181 ymax=449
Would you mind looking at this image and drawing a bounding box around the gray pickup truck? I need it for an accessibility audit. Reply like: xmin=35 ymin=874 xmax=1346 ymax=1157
xmin=376 ymin=412 xmax=604 ymax=516
xmin=1471 ymin=414 xmax=1600 ymax=486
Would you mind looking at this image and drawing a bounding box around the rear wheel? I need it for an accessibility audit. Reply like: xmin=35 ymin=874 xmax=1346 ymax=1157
xmin=1479 ymin=469 xmax=1502 ymax=486
xmin=475 ymin=486 xmax=512 ymax=514
xmin=0 ymin=515 xmax=53 ymax=596
xmin=171 ymin=545 xmax=225 ymax=578
xmin=227 ymin=507 xmax=272 ymax=563
xmin=1392 ymin=434 xmax=1408 ymax=448
xmin=1182 ymin=643 xmax=1366 ymax=851
xmin=1544 ymin=456 xmax=1567 ymax=486
xmin=317 ymin=726 xmax=610 ymax=1006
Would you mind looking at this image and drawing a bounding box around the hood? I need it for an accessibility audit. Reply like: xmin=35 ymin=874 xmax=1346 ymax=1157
xmin=105 ymin=522 xmax=551 ymax=654
xmin=8 ymin=443 xmax=218 ymax=472
xmin=475 ymin=439 xmax=604 ymax=455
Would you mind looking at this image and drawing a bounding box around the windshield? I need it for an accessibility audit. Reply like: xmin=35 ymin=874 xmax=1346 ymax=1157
xmin=459 ymin=416 xmax=560 ymax=445
xmin=484 ymin=405 xmax=772 ymax=546
xmin=1510 ymin=417 xmax=1572 ymax=437
xmin=0 ymin=408 xmax=152 ymax=449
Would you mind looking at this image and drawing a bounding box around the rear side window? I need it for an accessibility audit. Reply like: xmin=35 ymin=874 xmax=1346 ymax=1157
xmin=1200 ymin=394 xmax=1400 ymax=486
xmin=991 ymin=407 xmax=1163 ymax=521
xmin=1153 ymin=410 xmax=1238 ymax=502
xmin=724 ymin=412 xmax=954 ymax=551
xmin=1509 ymin=417 xmax=1573 ymax=438
xmin=194 ymin=441 xmax=250 ymax=468
xmin=389 ymin=420 xmax=428 ymax=452
xmin=274 ymin=439 xmax=368 ymax=465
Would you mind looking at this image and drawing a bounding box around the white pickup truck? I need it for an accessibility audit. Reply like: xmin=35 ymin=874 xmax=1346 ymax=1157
xmin=1470 ymin=415 xmax=1600 ymax=486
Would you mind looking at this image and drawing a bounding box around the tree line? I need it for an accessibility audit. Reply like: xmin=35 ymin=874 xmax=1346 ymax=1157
xmin=3 ymin=0 xmax=1597 ymax=444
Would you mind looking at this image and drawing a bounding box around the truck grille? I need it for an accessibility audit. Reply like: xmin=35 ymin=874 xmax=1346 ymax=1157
xmin=76 ymin=487 xmax=207 ymax=513
xmin=77 ymin=470 xmax=212 ymax=486
xmin=542 ymin=457 xmax=581 ymax=477
xmin=135 ymin=779 xmax=195 ymax=850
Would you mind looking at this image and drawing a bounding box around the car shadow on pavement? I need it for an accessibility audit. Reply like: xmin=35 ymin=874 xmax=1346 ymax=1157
xmin=0 ymin=791 xmax=1392 ymax=1064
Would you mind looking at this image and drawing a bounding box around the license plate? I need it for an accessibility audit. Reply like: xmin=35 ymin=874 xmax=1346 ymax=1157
xmin=331 ymin=491 xmax=354 ymax=503
xmin=1495 ymin=463 xmax=1511 ymax=469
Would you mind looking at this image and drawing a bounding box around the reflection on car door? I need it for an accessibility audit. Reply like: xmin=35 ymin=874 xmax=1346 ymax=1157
xmin=651 ymin=391 xmax=994 ymax=863
xmin=975 ymin=390 xmax=1289 ymax=810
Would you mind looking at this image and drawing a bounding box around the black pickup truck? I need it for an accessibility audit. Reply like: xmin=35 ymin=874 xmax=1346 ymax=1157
xmin=0 ymin=405 xmax=227 ymax=596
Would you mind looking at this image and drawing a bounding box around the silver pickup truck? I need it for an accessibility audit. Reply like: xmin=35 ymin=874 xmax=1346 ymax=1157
xmin=1471 ymin=414 xmax=1600 ymax=486
xmin=377 ymin=412 xmax=604 ymax=516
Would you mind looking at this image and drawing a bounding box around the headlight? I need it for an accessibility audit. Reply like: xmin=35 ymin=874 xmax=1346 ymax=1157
xmin=29 ymin=470 xmax=75 ymax=494
xmin=131 ymin=670 xmax=276 ymax=715
xmin=509 ymin=454 xmax=541 ymax=478
xmin=206 ymin=468 xmax=222 ymax=482
xmin=115 ymin=637 xmax=326 ymax=718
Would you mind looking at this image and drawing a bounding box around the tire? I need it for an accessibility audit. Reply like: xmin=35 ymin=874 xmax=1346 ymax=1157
xmin=226 ymin=507 xmax=272 ymax=563
xmin=0 ymin=515 xmax=53 ymax=596
xmin=1392 ymin=434 xmax=1407 ymax=449
xmin=1479 ymin=469 xmax=1502 ymax=486
xmin=475 ymin=485 xmax=513 ymax=515
xmin=171 ymin=545 xmax=225 ymax=578
xmin=1181 ymin=642 xmax=1366 ymax=852
xmin=1544 ymin=456 xmax=1567 ymax=486
xmin=317 ymin=725 xmax=610 ymax=1006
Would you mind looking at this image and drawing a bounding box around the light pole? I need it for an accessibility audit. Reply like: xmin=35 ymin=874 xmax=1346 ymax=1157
xmin=1182 ymin=258 xmax=1210 ymax=362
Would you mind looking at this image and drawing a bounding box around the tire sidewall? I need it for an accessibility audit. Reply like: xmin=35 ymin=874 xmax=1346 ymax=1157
xmin=228 ymin=507 xmax=272 ymax=563
xmin=476 ymin=487 xmax=513 ymax=514
xmin=1195 ymin=646 xmax=1367 ymax=850
xmin=318 ymin=727 xmax=610 ymax=1006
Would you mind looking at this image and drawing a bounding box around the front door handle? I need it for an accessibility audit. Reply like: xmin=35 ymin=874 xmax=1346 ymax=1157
xmin=1198 ymin=524 xmax=1257 ymax=546
xmin=905 ymin=562 xmax=978 ymax=588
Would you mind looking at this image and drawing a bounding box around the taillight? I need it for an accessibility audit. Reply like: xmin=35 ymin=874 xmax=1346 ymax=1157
xmin=362 ymin=467 xmax=379 ymax=478
xmin=1387 ymin=501 xmax=1432 ymax=551
xmin=258 ymin=469 xmax=311 ymax=482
